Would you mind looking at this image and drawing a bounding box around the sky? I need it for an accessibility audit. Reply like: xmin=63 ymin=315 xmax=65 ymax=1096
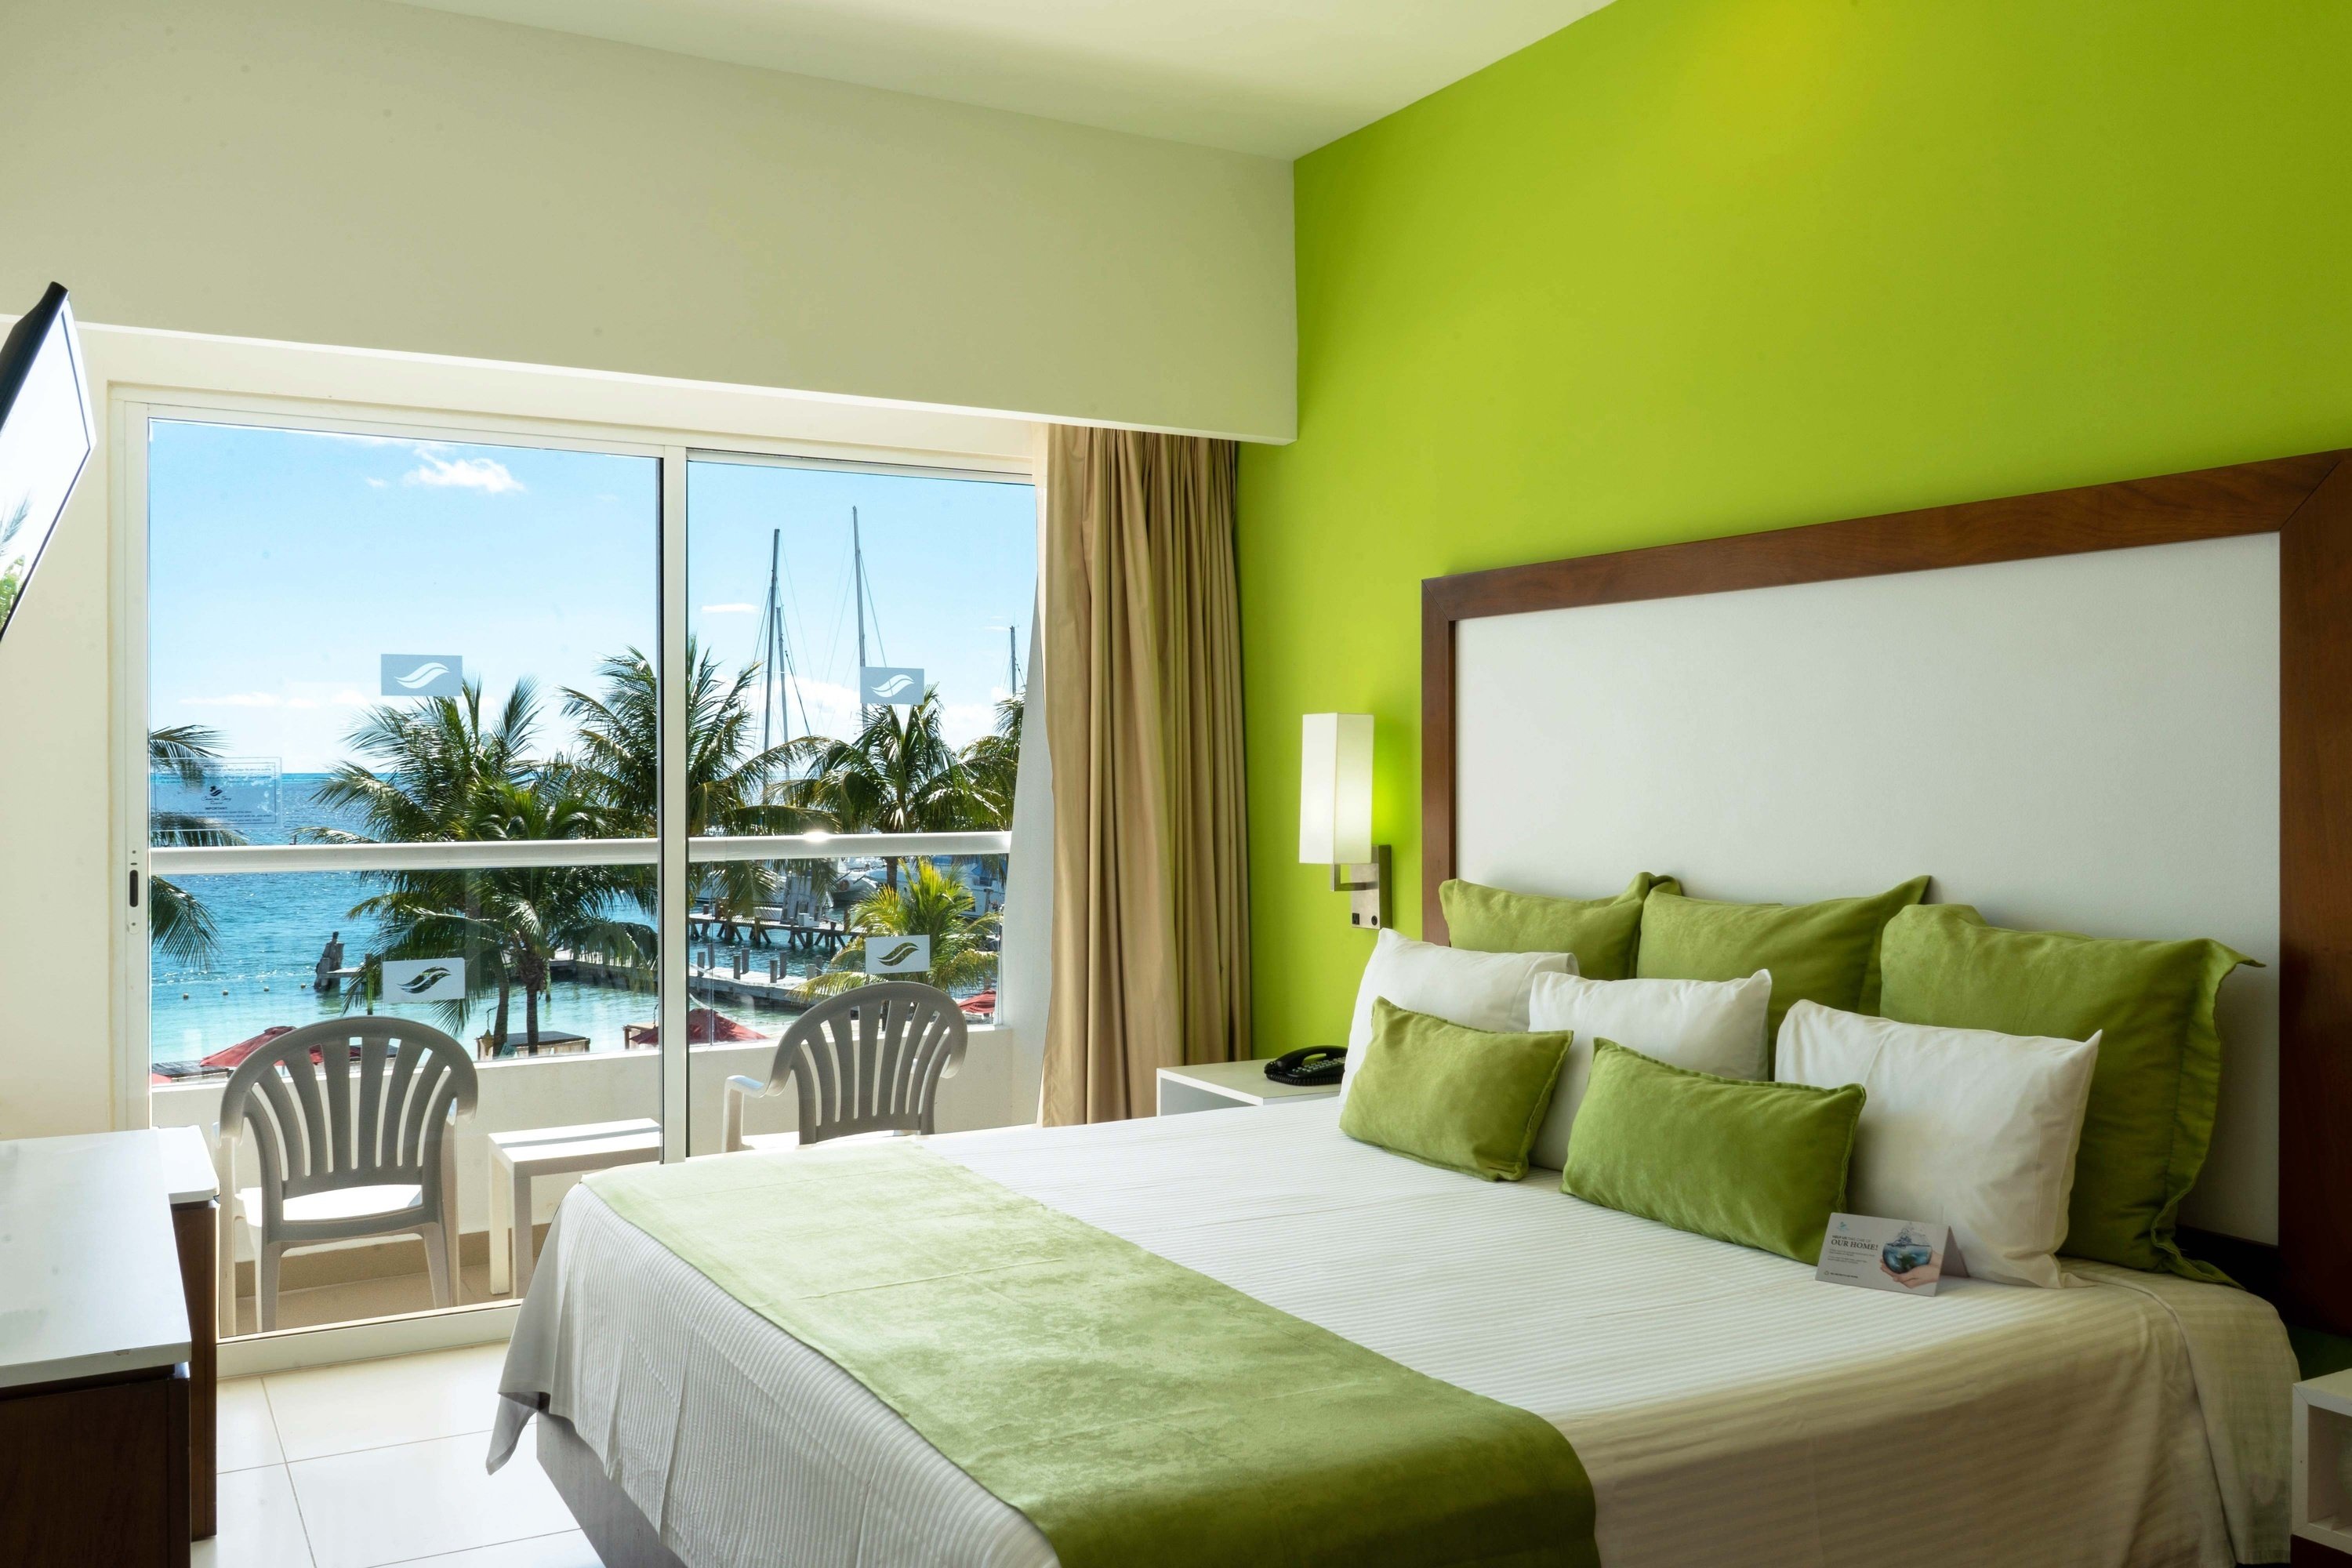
xmin=147 ymin=420 xmax=1037 ymax=776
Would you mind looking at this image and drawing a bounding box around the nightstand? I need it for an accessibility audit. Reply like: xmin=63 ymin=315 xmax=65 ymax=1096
xmin=2296 ymin=1368 xmax=2352 ymax=1566
xmin=1156 ymin=1058 xmax=1341 ymax=1116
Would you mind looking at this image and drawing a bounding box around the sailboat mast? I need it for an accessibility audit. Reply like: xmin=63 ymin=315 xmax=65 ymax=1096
xmin=773 ymin=580 xmax=792 ymax=750
xmin=853 ymin=507 xmax=868 ymax=672
xmin=760 ymin=528 xmax=782 ymax=761
xmin=853 ymin=506 xmax=870 ymax=720
xmin=1007 ymin=625 xmax=1020 ymax=695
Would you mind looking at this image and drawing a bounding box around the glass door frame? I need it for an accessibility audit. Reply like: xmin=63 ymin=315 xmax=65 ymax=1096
xmin=115 ymin=394 xmax=1030 ymax=1171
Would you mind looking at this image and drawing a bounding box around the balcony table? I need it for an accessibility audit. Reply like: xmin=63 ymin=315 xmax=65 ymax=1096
xmin=488 ymin=1118 xmax=662 ymax=1298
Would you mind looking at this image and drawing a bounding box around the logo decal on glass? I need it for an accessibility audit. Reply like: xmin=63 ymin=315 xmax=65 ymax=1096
xmin=381 ymin=655 xmax=465 ymax=698
xmin=382 ymin=956 xmax=466 ymax=1002
xmin=866 ymin=934 xmax=931 ymax=975
xmin=151 ymin=756 xmax=282 ymax=830
xmin=860 ymin=666 xmax=924 ymax=706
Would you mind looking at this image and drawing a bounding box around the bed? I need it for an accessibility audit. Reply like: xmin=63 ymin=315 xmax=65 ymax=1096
xmin=494 ymin=1098 xmax=2294 ymax=1566
xmin=491 ymin=448 xmax=2350 ymax=1566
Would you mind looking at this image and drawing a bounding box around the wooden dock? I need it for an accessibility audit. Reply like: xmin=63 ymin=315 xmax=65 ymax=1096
xmin=684 ymin=905 xmax=853 ymax=956
xmin=555 ymin=948 xmax=821 ymax=1015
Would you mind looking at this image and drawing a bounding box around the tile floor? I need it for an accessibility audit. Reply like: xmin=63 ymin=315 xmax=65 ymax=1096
xmin=201 ymin=1341 xmax=603 ymax=1568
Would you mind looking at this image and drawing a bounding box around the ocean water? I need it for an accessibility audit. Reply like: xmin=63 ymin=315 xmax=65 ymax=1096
xmin=150 ymin=775 xmax=815 ymax=1068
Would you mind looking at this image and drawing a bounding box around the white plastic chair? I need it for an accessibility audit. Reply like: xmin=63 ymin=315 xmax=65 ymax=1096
xmin=721 ymin=982 xmax=967 ymax=1153
xmin=214 ymin=1018 xmax=477 ymax=1331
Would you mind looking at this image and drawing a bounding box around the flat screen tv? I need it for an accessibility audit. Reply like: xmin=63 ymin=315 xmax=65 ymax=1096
xmin=0 ymin=283 xmax=95 ymax=645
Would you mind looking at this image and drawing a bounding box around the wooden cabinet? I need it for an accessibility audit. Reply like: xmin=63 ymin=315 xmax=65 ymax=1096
xmin=0 ymin=1368 xmax=190 ymax=1566
xmin=0 ymin=1131 xmax=205 ymax=1567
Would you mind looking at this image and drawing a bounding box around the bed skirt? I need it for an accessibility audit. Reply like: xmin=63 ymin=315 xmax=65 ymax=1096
xmin=536 ymin=1413 xmax=688 ymax=1568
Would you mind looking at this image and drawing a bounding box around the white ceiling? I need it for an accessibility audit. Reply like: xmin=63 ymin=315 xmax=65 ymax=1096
xmin=384 ymin=0 xmax=1617 ymax=158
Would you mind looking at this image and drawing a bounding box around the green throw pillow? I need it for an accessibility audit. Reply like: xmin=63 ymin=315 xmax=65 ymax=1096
xmin=1876 ymin=904 xmax=2253 ymax=1279
xmin=1635 ymin=877 xmax=1930 ymax=1037
xmin=1339 ymin=999 xmax=1573 ymax=1181
xmin=1440 ymin=872 xmax=1681 ymax=979
xmin=1562 ymin=1040 xmax=1864 ymax=1262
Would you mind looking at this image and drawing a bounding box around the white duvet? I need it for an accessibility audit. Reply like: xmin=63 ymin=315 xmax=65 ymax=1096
xmin=492 ymin=1100 xmax=2296 ymax=1567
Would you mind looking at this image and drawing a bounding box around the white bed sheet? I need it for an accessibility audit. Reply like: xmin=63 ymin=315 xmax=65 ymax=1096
xmin=492 ymin=1101 xmax=2296 ymax=1566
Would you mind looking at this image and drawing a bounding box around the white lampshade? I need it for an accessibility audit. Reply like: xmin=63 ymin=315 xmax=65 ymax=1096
xmin=1299 ymin=713 xmax=1374 ymax=866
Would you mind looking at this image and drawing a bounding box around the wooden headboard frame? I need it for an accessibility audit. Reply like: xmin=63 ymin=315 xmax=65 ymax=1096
xmin=1421 ymin=450 xmax=2352 ymax=1333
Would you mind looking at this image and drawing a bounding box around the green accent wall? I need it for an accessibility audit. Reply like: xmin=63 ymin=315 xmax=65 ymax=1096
xmin=1238 ymin=0 xmax=2352 ymax=1054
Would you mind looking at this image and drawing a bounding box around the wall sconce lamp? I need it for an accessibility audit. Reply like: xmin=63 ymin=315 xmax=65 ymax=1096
xmin=1299 ymin=713 xmax=1389 ymax=930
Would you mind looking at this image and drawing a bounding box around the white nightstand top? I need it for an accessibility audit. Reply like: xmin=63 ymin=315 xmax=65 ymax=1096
xmin=2301 ymin=1367 xmax=2352 ymax=1417
xmin=1157 ymin=1058 xmax=1341 ymax=1106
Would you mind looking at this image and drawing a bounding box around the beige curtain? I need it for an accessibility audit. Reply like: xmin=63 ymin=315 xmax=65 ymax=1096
xmin=1039 ymin=426 xmax=1253 ymax=1125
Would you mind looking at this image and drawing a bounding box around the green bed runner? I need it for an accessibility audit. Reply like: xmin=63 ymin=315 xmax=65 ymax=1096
xmin=586 ymin=1143 xmax=1595 ymax=1568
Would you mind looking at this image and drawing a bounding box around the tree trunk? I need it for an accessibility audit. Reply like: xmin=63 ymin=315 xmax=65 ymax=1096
xmin=520 ymin=951 xmax=547 ymax=1045
xmin=886 ymin=855 xmax=901 ymax=892
xmin=492 ymin=978 xmax=510 ymax=1047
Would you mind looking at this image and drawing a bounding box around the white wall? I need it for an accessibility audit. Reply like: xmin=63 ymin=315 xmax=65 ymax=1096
xmin=2 ymin=0 xmax=1294 ymax=441
xmin=0 ymin=322 xmax=1046 ymax=1138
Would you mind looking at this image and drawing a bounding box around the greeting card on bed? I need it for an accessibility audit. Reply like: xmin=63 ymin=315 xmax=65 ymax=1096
xmin=1816 ymin=1214 xmax=1969 ymax=1296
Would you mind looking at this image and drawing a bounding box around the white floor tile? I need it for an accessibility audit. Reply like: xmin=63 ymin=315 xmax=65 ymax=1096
xmin=266 ymin=1341 xmax=510 ymax=1461
xmin=289 ymin=1432 xmax=575 ymax=1568
xmin=379 ymin=1530 xmax=603 ymax=1566
xmin=196 ymin=1462 xmax=314 ymax=1568
xmin=219 ymin=1374 xmax=287 ymax=1471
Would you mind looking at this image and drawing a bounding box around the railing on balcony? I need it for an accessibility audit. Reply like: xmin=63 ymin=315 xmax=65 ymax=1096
xmin=148 ymin=829 xmax=1013 ymax=876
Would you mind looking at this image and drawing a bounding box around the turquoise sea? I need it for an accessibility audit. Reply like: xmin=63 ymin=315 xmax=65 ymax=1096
xmin=148 ymin=775 xmax=825 ymax=1069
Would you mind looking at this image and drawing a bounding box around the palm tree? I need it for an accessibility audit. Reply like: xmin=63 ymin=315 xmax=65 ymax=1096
xmin=562 ymin=642 xmax=819 ymax=929
xmin=307 ymin=680 xmax=653 ymax=1049
xmin=312 ymin=679 xmax=541 ymax=844
xmin=347 ymin=769 xmax=654 ymax=1048
xmin=147 ymin=724 xmax=247 ymax=968
xmin=779 ymin=691 xmax=992 ymax=890
xmin=959 ymin=695 xmax=1022 ymax=829
xmin=808 ymin=858 xmax=1000 ymax=998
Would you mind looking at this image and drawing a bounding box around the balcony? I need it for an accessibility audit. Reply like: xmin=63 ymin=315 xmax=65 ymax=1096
xmin=149 ymin=831 xmax=1032 ymax=1339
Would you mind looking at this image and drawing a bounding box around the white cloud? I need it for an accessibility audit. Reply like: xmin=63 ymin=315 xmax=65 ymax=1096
xmin=405 ymin=454 xmax=525 ymax=493
xmin=364 ymin=477 xmax=388 ymax=488
xmin=940 ymin=701 xmax=998 ymax=749
xmin=785 ymin=678 xmax=861 ymax=743
xmin=699 ymin=603 xmax=757 ymax=615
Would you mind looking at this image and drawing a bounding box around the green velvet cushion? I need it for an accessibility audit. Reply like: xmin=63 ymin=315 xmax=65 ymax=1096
xmin=1561 ymin=1040 xmax=1864 ymax=1262
xmin=1338 ymin=999 xmax=1573 ymax=1181
xmin=1440 ymin=873 xmax=1681 ymax=980
xmin=1877 ymin=903 xmax=2252 ymax=1279
xmin=1635 ymin=877 xmax=1930 ymax=1036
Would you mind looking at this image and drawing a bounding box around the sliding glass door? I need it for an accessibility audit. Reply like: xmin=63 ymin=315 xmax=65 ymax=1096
xmin=140 ymin=415 xmax=666 ymax=1334
xmin=681 ymin=455 xmax=1035 ymax=1150
xmin=130 ymin=401 xmax=1036 ymax=1343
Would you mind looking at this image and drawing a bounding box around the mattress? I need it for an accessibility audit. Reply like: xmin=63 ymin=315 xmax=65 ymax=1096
xmin=491 ymin=1100 xmax=2296 ymax=1567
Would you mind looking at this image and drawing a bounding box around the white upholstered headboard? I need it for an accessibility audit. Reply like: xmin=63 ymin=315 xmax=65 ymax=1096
xmin=1453 ymin=535 xmax=2278 ymax=1239
xmin=1417 ymin=451 xmax=2352 ymax=1328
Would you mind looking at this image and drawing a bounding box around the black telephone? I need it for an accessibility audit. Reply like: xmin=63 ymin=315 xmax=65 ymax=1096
xmin=1265 ymin=1046 xmax=1347 ymax=1086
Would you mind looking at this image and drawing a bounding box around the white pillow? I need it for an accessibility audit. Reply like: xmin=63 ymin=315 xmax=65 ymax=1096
xmin=1339 ymin=929 xmax=1576 ymax=1102
xmin=1523 ymin=968 xmax=1772 ymax=1170
xmin=1775 ymin=1000 xmax=2100 ymax=1289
